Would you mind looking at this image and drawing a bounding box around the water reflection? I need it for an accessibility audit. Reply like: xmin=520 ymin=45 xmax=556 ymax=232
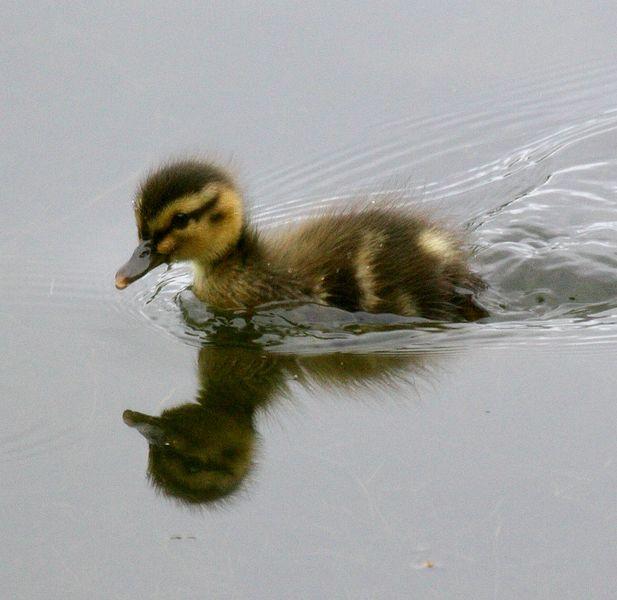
xmin=123 ymin=329 xmax=429 ymax=507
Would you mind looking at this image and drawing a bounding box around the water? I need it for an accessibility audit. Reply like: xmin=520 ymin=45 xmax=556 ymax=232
xmin=119 ymin=60 xmax=617 ymax=352
xmin=3 ymin=5 xmax=617 ymax=599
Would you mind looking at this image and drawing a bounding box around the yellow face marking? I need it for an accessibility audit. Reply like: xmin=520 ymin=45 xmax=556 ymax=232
xmin=149 ymin=183 xmax=221 ymax=232
xmin=187 ymin=186 xmax=244 ymax=263
xmin=156 ymin=236 xmax=176 ymax=255
xmin=140 ymin=183 xmax=244 ymax=267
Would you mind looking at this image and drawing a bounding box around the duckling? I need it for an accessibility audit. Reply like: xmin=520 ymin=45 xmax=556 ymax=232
xmin=115 ymin=159 xmax=487 ymax=320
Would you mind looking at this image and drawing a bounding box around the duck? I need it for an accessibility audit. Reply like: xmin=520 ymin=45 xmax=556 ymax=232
xmin=115 ymin=159 xmax=487 ymax=320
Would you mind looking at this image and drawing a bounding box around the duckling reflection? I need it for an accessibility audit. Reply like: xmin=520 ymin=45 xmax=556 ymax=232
xmin=123 ymin=343 xmax=427 ymax=506
xmin=123 ymin=404 xmax=254 ymax=505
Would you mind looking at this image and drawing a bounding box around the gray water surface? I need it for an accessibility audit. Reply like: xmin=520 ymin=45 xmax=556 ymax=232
xmin=3 ymin=4 xmax=617 ymax=599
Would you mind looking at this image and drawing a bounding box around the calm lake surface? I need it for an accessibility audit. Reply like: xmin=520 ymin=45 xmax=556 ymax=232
xmin=3 ymin=4 xmax=617 ymax=599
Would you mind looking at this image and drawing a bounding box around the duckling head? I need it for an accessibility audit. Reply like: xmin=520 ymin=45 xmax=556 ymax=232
xmin=115 ymin=160 xmax=244 ymax=289
xmin=123 ymin=403 xmax=256 ymax=505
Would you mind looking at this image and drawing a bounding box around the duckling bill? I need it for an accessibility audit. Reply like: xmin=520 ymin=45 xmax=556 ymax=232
xmin=115 ymin=159 xmax=487 ymax=320
xmin=115 ymin=240 xmax=165 ymax=289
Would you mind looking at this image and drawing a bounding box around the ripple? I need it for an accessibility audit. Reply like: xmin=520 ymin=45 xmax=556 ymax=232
xmin=111 ymin=59 xmax=617 ymax=350
xmin=14 ymin=59 xmax=617 ymax=352
xmin=250 ymin=60 xmax=617 ymax=228
xmin=128 ymin=281 xmax=617 ymax=354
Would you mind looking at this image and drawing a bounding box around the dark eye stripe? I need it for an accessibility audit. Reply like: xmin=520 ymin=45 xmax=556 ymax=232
xmin=187 ymin=195 xmax=219 ymax=223
xmin=150 ymin=195 xmax=220 ymax=243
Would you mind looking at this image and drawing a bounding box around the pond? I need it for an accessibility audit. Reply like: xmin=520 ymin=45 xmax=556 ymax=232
xmin=3 ymin=4 xmax=617 ymax=599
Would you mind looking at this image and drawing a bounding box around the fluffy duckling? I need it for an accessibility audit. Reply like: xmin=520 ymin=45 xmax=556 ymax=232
xmin=115 ymin=159 xmax=486 ymax=320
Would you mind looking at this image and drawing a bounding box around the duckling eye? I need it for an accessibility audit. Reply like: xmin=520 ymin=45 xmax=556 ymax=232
xmin=171 ymin=213 xmax=190 ymax=230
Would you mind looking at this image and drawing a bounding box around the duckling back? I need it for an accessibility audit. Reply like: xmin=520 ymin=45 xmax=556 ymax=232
xmin=268 ymin=208 xmax=486 ymax=320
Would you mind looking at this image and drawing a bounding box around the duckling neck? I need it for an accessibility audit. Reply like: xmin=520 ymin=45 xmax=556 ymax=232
xmin=215 ymin=224 xmax=255 ymax=267
xmin=191 ymin=225 xmax=273 ymax=308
